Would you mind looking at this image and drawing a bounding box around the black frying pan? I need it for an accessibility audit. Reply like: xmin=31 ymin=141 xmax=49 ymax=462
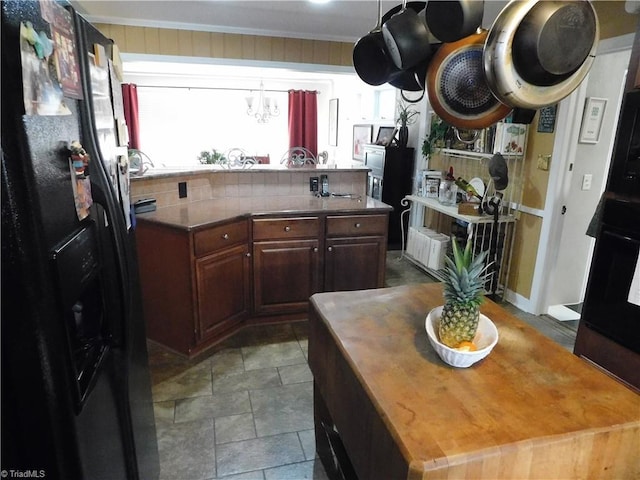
xmin=352 ymin=0 xmax=401 ymax=86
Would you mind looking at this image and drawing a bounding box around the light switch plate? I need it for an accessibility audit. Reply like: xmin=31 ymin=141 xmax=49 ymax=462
xmin=581 ymin=174 xmax=593 ymax=191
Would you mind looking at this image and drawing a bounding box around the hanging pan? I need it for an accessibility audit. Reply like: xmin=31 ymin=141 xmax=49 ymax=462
xmin=382 ymin=0 xmax=432 ymax=70
xmin=425 ymin=0 xmax=485 ymax=43
xmin=353 ymin=0 xmax=402 ymax=86
xmin=484 ymin=0 xmax=599 ymax=110
xmin=426 ymin=29 xmax=512 ymax=130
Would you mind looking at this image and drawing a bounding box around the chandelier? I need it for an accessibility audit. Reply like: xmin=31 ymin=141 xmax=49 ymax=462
xmin=246 ymin=81 xmax=280 ymax=123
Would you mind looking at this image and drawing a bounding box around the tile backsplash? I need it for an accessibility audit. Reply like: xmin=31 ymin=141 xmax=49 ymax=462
xmin=130 ymin=170 xmax=368 ymax=208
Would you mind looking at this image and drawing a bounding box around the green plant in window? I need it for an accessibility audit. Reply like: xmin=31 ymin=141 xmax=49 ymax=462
xmin=197 ymin=149 xmax=226 ymax=165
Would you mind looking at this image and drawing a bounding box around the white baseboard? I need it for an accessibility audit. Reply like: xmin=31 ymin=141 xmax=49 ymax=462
xmin=504 ymin=288 xmax=538 ymax=314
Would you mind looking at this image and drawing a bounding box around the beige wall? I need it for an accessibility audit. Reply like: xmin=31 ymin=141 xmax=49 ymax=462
xmin=95 ymin=23 xmax=353 ymax=67
xmin=593 ymin=1 xmax=638 ymax=39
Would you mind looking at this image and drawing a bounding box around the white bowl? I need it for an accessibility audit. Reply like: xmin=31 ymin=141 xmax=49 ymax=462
xmin=425 ymin=306 xmax=499 ymax=368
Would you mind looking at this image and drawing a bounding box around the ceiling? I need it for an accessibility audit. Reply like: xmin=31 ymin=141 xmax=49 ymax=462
xmin=71 ymin=0 xmax=509 ymax=43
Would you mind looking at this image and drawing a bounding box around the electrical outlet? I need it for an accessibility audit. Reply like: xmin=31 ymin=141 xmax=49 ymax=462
xmin=310 ymin=177 xmax=319 ymax=192
xmin=581 ymin=174 xmax=593 ymax=191
xmin=178 ymin=181 xmax=187 ymax=198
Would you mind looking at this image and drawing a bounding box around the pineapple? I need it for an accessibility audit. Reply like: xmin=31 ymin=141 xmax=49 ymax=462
xmin=439 ymin=234 xmax=490 ymax=348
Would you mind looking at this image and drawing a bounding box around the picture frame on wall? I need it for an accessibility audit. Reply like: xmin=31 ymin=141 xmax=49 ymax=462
xmin=579 ymin=97 xmax=607 ymax=144
xmin=329 ymin=98 xmax=338 ymax=146
xmin=353 ymin=124 xmax=372 ymax=160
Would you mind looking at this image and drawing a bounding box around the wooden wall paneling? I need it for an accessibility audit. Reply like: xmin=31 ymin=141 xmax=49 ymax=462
xmin=284 ymin=38 xmax=303 ymax=63
xmin=159 ymin=28 xmax=180 ymax=55
xmin=241 ymin=35 xmax=255 ymax=60
xmin=178 ymin=29 xmax=193 ymax=56
xmin=271 ymin=37 xmax=285 ymax=62
xmin=254 ymin=36 xmax=272 ymax=61
xmin=125 ymin=25 xmax=146 ymax=53
xmin=301 ymin=39 xmax=314 ymax=63
xmin=191 ymin=30 xmax=210 ymax=57
xmin=313 ymin=40 xmax=329 ymax=65
xmin=223 ymin=33 xmax=243 ymax=59
xmin=328 ymin=42 xmax=343 ymax=66
xmin=144 ymin=27 xmax=161 ymax=54
xmin=108 ymin=24 xmax=126 ymax=50
xmin=210 ymin=32 xmax=225 ymax=58
xmin=340 ymin=42 xmax=353 ymax=67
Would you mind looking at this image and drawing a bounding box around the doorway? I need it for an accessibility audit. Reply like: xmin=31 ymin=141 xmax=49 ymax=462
xmin=535 ymin=38 xmax=632 ymax=320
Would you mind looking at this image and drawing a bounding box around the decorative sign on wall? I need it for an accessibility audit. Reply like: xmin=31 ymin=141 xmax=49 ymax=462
xmin=537 ymin=104 xmax=557 ymax=133
xmin=579 ymin=97 xmax=607 ymax=144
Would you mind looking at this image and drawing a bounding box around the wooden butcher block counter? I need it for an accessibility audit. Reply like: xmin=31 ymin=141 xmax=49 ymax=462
xmin=308 ymin=283 xmax=639 ymax=480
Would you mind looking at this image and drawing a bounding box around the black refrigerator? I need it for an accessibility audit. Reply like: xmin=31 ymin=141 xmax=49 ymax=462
xmin=2 ymin=1 xmax=159 ymax=479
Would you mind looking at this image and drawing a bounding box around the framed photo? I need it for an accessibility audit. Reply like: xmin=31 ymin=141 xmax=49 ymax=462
xmin=579 ymin=97 xmax=607 ymax=144
xmin=353 ymin=124 xmax=372 ymax=160
xmin=375 ymin=126 xmax=396 ymax=146
xmin=329 ymin=98 xmax=338 ymax=146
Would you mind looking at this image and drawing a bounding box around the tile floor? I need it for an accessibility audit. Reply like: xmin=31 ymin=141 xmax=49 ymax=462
xmin=148 ymin=251 xmax=579 ymax=480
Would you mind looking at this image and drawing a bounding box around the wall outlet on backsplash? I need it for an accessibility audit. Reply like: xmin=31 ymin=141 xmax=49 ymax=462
xmin=178 ymin=181 xmax=187 ymax=198
xmin=310 ymin=176 xmax=319 ymax=193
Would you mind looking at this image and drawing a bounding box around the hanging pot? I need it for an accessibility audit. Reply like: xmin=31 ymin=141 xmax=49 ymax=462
xmin=353 ymin=0 xmax=401 ymax=86
xmin=426 ymin=29 xmax=512 ymax=130
xmin=382 ymin=0 xmax=432 ymax=70
xmin=425 ymin=0 xmax=485 ymax=43
xmin=484 ymin=0 xmax=599 ymax=109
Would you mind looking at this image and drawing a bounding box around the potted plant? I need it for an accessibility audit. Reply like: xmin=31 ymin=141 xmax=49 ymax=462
xmin=396 ymin=100 xmax=419 ymax=147
xmin=197 ymin=149 xmax=226 ymax=165
xmin=422 ymin=115 xmax=449 ymax=160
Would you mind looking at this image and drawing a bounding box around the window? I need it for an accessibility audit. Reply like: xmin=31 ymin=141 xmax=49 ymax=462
xmin=136 ymin=86 xmax=288 ymax=167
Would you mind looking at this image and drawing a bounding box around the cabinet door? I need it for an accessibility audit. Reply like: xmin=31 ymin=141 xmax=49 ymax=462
xmin=253 ymin=239 xmax=320 ymax=315
xmin=325 ymin=237 xmax=386 ymax=292
xmin=195 ymin=244 xmax=251 ymax=341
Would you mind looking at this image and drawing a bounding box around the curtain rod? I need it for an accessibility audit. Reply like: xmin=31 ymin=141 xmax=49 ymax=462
xmin=135 ymin=84 xmax=319 ymax=94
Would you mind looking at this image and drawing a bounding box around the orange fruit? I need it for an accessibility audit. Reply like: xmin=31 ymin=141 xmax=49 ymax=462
xmin=456 ymin=341 xmax=477 ymax=352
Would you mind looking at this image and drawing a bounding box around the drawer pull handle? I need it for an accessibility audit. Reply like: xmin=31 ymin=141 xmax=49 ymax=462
xmin=284 ymin=226 xmax=291 ymax=232
xmin=355 ymin=223 xmax=362 ymax=228
xmin=222 ymin=233 xmax=229 ymax=240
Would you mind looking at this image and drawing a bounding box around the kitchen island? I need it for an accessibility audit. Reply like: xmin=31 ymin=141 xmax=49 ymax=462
xmin=308 ymin=283 xmax=640 ymax=480
xmin=135 ymin=193 xmax=391 ymax=357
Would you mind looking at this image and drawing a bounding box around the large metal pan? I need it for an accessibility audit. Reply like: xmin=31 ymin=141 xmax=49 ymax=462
xmin=484 ymin=0 xmax=599 ymax=109
xmin=426 ymin=29 xmax=512 ymax=130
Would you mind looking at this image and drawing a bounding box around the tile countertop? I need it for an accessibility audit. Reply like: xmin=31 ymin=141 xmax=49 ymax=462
xmin=135 ymin=195 xmax=392 ymax=231
xmin=131 ymin=163 xmax=369 ymax=180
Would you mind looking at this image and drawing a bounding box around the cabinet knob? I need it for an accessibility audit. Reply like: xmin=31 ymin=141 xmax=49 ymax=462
xmin=222 ymin=233 xmax=229 ymax=240
xmin=246 ymin=252 xmax=251 ymax=258
xmin=313 ymin=247 xmax=318 ymax=253
xmin=355 ymin=223 xmax=361 ymax=228
xmin=327 ymin=246 xmax=333 ymax=252
xmin=284 ymin=226 xmax=291 ymax=232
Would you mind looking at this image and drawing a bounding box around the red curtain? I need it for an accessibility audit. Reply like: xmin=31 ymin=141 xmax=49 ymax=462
xmin=122 ymin=83 xmax=140 ymax=149
xmin=288 ymin=90 xmax=318 ymax=157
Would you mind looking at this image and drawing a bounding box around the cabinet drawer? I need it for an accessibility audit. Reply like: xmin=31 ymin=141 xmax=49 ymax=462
xmin=326 ymin=214 xmax=388 ymax=237
xmin=253 ymin=217 xmax=320 ymax=240
xmin=194 ymin=220 xmax=249 ymax=257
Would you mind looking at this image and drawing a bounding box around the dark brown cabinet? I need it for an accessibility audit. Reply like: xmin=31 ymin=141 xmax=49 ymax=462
xmin=136 ymin=218 xmax=251 ymax=357
xmin=137 ymin=210 xmax=389 ymax=357
xmin=324 ymin=214 xmax=387 ymax=292
xmin=252 ymin=216 xmax=321 ymax=317
xmin=195 ymin=243 xmax=251 ymax=341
